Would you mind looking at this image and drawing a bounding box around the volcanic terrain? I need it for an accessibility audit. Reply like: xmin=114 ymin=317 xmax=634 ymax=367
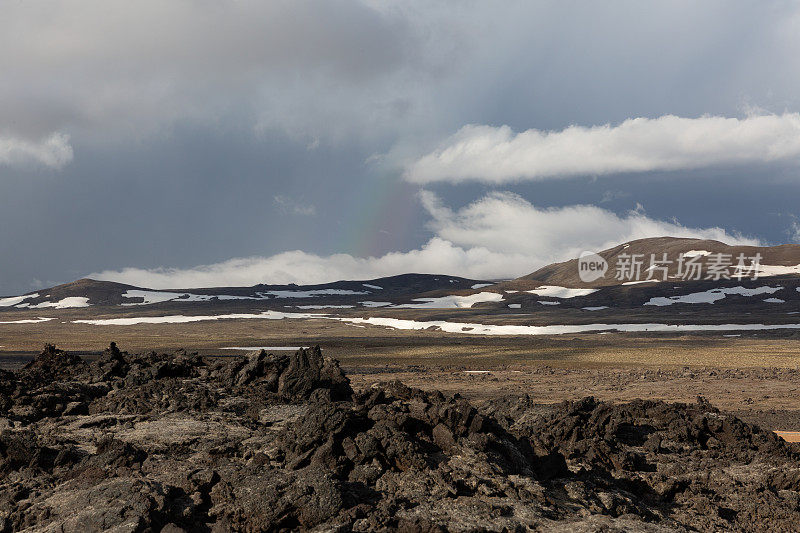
xmin=3 ymin=343 xmax=800 ymax=531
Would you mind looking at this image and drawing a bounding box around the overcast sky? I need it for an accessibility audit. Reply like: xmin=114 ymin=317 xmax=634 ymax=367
xmin=2 ymin=1 xmax=800 ymax=293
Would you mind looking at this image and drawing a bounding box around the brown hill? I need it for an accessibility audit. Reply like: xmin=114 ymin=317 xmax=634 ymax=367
xmin=508 ymin=237 xmax=800 ymax=289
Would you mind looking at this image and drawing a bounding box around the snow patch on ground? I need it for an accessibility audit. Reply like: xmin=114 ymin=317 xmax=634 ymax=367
xmin=0 ymin=293 xmax=39 ymax=307
xmin=121 ymin=290 xmax=258 ymax=306
xmin=23 ymin=297 xmax=91 ymax=309
xmin=582 ymin=306 xmax=610 ymax=311
xmin=73 ymin=310 xmax=319 ymax=326
xmin=362 ymin=284 xmax=383 ymax=290
xmin=292 ymin=305 xmax=354 ymax=309
xmin=471 ymin=283 xmax=493 ymax=289
xmin=0 ymin=317 xmax=54 ymax=324
xmin=538 ymin=301 xmax=561 ymax=306
xmin=644 ymin=286 xmax=783 ymax=306
xmin=507 ymin=304 xmax=521 ymax=309
xmin=359 ymin=301 xmax=392 ymax=308
xmin=622 ymin=280 xmax=660 ymax=286
xmin=684 ymin=250 xmax=712 ymax=257
xmin=763 ymin=298 xmax=785 ymax=303
xmin=263 ymin=289 xmax=369 ymax=298
xmin=758 ymin=264 xmax=800 ymax=277
xmin=527 ymin=286 xmax=598 ymax=298
xmin=394 ymin=292 xmax=504 ymax=309
xmin=122 ymin=290 xmax=202 ymax=305
xmin=332 ymin=317 xmax=800 ymax=336
xmin=70 ymin=311 xmax=800 ymax=336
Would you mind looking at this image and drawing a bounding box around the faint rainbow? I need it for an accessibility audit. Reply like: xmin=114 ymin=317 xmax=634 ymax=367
xmin=338 ymin=178 xmax=420 ymax=258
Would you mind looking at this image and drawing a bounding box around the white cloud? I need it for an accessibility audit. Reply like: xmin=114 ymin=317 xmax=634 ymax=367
xmin=789 ymin=220 xmax=800 ymax=243
xmin=91 ymin=238 xmax=521 ymax=288
xmin=405 ymin=113 xmax=800 ymax=183
xmin=92 ymin=192 xmax=759 ymax=288
xmin=0 ymin=132 xmax=73 ymax=169
xmin=418 ymin=191 xmax=758 ymax=265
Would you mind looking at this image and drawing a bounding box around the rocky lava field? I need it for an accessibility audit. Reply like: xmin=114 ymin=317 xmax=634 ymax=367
xmin=2 ymin=344 xmax=800 ymax=531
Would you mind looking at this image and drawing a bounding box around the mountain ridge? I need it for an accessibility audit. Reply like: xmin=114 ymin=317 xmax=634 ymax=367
xmin=2 ymin=237 xmax=800 ymax=316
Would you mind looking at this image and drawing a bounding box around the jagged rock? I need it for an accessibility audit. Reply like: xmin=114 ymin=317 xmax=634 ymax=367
xmin=92 ymin=342 xmax=130 ymax=381
xmin=20 ymin=344 xmax=87 ymax=383
xmin=276 ymin=346 xmax=352 ymax=401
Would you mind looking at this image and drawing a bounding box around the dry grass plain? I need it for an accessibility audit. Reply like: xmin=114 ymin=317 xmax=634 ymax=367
xmin=3 ymin=313 xmax=800 ymax=432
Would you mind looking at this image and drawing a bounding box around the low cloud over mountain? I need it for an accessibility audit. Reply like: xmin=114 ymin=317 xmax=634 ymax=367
xmin=93 ymin=192 xmax=758 ymax=288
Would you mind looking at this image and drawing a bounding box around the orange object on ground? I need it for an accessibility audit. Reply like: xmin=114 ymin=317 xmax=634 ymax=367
xmin=775 ymin=431 xmax=800 ymax=443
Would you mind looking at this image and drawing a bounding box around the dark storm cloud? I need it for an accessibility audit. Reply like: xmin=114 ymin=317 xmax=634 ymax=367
xmin=0 ymin=0 xmax=422 ymax=143
xmin=2 ymin=1 xmax=800 ymax=293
